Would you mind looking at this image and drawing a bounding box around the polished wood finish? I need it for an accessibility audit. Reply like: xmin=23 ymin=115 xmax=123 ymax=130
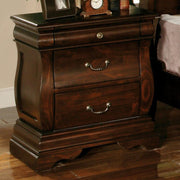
xmin=40 ymin=0 xmax=76 ymax=20
xmin=1 ymin=102 xmax=180 ymax=179
xmin=10 ymin=6 xmax=158 ymax=171
xmin=10 ymin=117 xmax=159 ymax=171
xmin=139 ymin=40 xmax=154 ymax=115
xmin=15 ymin=43 xmax=54 ymax=131
xmin=80 ymin=0 xmax=111 ymax=18
xmin=148 ymin=0 xmax=180 ymax=15
xmin=54 ymin=42 xmax=139 ymax=88
xmin=55 ymin=82 xmax=139 ymax=129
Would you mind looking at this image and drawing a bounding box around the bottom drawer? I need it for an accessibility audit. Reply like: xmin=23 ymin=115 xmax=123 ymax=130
xmin=54 ymin=83 xmax=140 ymax=129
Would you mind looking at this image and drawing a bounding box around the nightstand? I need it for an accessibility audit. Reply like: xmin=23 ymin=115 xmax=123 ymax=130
xmin=10 ymin=6 xmax=159 ymax=171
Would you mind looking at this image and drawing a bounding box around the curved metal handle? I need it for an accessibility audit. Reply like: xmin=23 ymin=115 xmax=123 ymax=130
xmin=85 ymin=60 xmax=110 ymax=71
xmin=86 ymin=102 xmax=111 ymax=115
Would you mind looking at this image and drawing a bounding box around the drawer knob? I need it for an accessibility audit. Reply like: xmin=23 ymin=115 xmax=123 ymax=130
xmin=86 ymin=102 xmax=111 ymax=115
xmin=96 ymin=32 xmax=104 ymax=39
xmin=85 ymin=60 xmax=110 ymax=71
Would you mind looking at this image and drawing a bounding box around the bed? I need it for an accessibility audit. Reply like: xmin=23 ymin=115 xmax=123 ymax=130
xmin=148 ymin=0 xmax=180 ymax=109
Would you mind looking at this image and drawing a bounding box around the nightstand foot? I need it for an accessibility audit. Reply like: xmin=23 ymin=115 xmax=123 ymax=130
xmin=10 ymin=137 xmax=83 ymax=171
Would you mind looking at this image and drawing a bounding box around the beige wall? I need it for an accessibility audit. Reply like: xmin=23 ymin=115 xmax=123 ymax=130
xmin=0 ymin=1 xmax=41 ymax=89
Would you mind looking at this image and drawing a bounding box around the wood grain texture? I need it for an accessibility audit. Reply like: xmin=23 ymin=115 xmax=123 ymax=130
xmin=55 ymin=82 xmax=139 ymax=129
xmin=15 ymin=43 xmax=43 ymax=129
xmin=140 ymin=21 xmax=154 ymax=37
xmin=15 ymin=42 xmax=54 ymax=131
xmin=10 ymin=7 xmax=157 ymax=171
xmin=40 ymin=0 xmax=76 ymax=20
xmin=39 ymin=50 xmax=54 ymax=131
xmin=154 ymin=0 xmax=180 ymax=14
xmin=13 ymin=26 xmax=54 ymax=49
xmin=1 ymin=102 xmax=180 ymax=179
xmin=139 ymin=40 xmax=154 ymax=115
xmin=82 ymin=0 xmax=109 ymax=13
xmin=10 ymin=116 xmax=158 ymax=171
xmin=81 ymin=0 xmax=111 ymax=17
xmin=54 ymin=42 xmax=139 ymax=88
xmin=54 ymin=23 xmax=140 ymax=48
xmin=11 ymin=6 xmax=155 ymax=49
xmin=148 ymin=0 xmax=180 ymax=14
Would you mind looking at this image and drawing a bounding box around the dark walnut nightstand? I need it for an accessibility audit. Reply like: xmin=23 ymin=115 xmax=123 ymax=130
xmin=10 ymin=6 xmax=159 ymax=171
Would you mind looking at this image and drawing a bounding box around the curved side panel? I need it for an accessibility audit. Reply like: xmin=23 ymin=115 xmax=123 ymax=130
xmin=139 ymin=40 xmax=154 ymax=115
xmin=15 ymin=42 xmax=54 ymax=131
xmin=14 ymin=45 xmax=23 ymax=118
xmin=39 ymin=51 xmax=54 ymax=131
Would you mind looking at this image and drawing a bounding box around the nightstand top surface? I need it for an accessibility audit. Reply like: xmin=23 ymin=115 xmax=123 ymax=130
xmin=11 ymin=6 xmax=155 ymax=31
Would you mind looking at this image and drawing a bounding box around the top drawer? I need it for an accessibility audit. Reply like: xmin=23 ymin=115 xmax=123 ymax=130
xmin=54 ymin=24 xmax=140 ymax=48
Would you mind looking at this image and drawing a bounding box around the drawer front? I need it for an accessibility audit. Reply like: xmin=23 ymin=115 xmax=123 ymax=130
xmin=54 ymin=24 xmax=140 ymax=48
xmin=54 ymin=82 xmax=139 ymax=129
xmin=54 ymin=42 xmax=139 ymax=88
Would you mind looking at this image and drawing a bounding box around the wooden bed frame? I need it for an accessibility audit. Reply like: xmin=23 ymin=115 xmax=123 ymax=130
xmin=148 ymin=0 xmax=180 ymax=109
xmin=148 ymin=0 xmax=180 ymax=14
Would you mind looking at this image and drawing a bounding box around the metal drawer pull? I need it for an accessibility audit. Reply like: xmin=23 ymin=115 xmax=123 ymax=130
xmin=85 ymin=60 xmax=110 ymax=71
xmin=96 ymin=32 xmax=104 ymax=39
xmin=86 ymin=102 xmax=111 ymax=114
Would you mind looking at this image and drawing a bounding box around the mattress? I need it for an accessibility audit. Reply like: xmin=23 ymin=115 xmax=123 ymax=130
xmin=157 ymin=14 xmax=180 ymax=76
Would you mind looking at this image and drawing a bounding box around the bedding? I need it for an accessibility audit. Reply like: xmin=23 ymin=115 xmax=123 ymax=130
xmin=157 ymin=14 xmax=180 ymax=76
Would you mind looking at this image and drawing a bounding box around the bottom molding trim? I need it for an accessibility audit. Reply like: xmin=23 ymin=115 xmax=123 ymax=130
xmin=10 ymin=117 xmax=160 ymax=171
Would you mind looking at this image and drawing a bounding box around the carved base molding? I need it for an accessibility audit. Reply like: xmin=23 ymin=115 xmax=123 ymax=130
xmin=10 ymin=117 xmax=160 ymax=171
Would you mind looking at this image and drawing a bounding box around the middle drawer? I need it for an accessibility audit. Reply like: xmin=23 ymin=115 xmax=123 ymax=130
xmin=54 ymin=42 xmax=139 ymax=88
